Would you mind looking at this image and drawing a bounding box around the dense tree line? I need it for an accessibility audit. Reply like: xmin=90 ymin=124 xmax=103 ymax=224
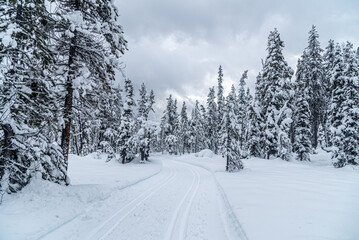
xmin=159 ymin=26 xmax=359 ymax=171
xmin=0 ymin=1 xmax=157 ymax=195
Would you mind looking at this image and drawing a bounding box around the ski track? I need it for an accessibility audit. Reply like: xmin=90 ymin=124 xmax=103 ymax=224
xmin=35 ymin=157 xmax=245 ymax=240
xmin=36 ymin=164 xmax=164 ymax=240
xmin=164 ymin=163 xmax=201 ymax=240
xmin=87 ymin=165 xmax=177 ymax=240
xmin=172 ymin=159 xmax=248 ymax=240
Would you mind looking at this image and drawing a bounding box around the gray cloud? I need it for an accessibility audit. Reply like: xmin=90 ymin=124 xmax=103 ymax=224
xmin=115 ymin=0 xmax=359 ymax=119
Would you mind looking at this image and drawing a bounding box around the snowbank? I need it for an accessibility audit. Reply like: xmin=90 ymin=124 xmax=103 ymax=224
xmin=194 ymin=149 xmax=214 ymax=158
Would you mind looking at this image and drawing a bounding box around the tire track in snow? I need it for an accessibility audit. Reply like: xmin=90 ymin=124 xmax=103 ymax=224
xmin=87 ymin=165 xmax=177 ymax=240
xmin=164 ymin=162 xmax=201 ymax=240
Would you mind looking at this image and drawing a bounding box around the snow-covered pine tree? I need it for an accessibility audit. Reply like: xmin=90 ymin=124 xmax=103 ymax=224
xmin=160 ymin=95 xmax=179 ymax=155
xmin=293 ymin=59 xmax=312 ymax=161
xmin=216 ymin=65 xmax=225 ymax=148
xmin=118 ymin=79 xmax=136 ymax=164
xmin=300 ymin=25 xmax=324 ymax=149
xmin=206 ymin=87 xmax=218 ymax=153
xmin=321 ymin=39 xmax=336 ymax=148
xmin=0 ymin=1 xmax=67 ymax=193
xmin=261 ymin=29 xmax=294 ymax=159
xmin=178 ymin=102 xmax=190 ymax=154
xmin=135 ymin=83 xmax=155 ymax=162
xmin=247 ymin=73 xmax=264 ymax=157
xmin=329 ymin=43 xmax=346 ymax=155
xmin=333 ymin=42 xmax=359 ymax=167
xmin=189 ymin=101 xmax=206 ymax=153
xmin=55 ymin=0 xmax=127 ymax=168
xmin=237 ymin=70 xmax=249 ymax=150
xmin=220 ymin=86 xmax=244 ymax=172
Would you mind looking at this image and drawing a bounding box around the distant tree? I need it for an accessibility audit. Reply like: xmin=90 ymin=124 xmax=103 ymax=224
xmin=237 ymin=70 xmax=249 ymax=150
xmin=118 ymin=79 xmax=136 ymax=163
xmin=189 ymin=101 xmax=206 ymax=153
xmin=261 ymin=29 xmax=294 ymax=159
xmin=161 ymin=95 xmax=179 ymax=154
xmin=206 ymin=87 xmax=218 ymax=153
xmin=220 ymin=86 xmax=244 ymax=172
xmin=293 ymin=59 xmax=312 ymax=161
xmin=178 ymin=102 xmax=190 ymax=154
xmin=300 ymin=25 xmax=324 ymax=149
xmin=247 ymin=73 xmax=264 ymax=157
xmin=333 ymin=42 xmax=359 ymax=167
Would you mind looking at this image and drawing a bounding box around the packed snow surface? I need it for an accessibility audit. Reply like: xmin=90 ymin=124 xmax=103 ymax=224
xmin=0 ymin=150 xmax=358 ymax=240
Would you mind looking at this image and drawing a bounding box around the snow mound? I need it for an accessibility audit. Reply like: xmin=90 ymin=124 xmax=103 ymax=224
xmin=195 ymin=149 xmax=214 ymax=158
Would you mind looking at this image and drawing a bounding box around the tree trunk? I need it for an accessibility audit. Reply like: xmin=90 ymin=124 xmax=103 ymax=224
xmin=1 ymin=124 xmax=15 ymax=181
xmin=61 ymin=35 xmax=77 ymax=170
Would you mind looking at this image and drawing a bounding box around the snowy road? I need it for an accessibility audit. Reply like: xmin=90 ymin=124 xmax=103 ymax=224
xmin=38 ymin=157 xmax=246 ymax=240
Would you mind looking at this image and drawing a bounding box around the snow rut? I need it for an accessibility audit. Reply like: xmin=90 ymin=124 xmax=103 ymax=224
xmin=86 ymin=166 xmax=177 ymax=240
xmin=164 ymin=164 xmax=201 ymax=240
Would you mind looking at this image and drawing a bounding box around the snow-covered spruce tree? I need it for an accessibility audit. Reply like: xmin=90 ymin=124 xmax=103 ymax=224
xmin=206 ymin=87 xmax=218 ymax=153
xmin=189 ymin=101 xmax=206 ymax=153
xmin=220 ymin=86 xmax=244 ymax=172
xmin=118 ymin=79 xmax=136 ymax=164
xmin=247 ymin=73 xmax=264 ymax=157
xmin=216 ymin=65 xmax=225 ymax=147
xmin=55 ymin=0 xmax=127 ymax=168
xmin=178 ymin=102 xmax=190 ymax=154
xmin=0 ymin=1 xmax=67 ymax=193
xmin=135 ymin=83 xmax=155 ymax=162
xmin=237 ymin=70 xmax=249 ymax=150
xmin=329 ymin=43 xmax=346 ymax=155
xmin=333 ymin=42 xmax=359 ymax=167
xmin=300 ymin=25 xmax=324 ymax=149
xmin=160 ymin=95 xmax=179 ymax=155
xmin=97 ymin=84 xmax=122 ymax=161
xmin=261 ymin=29 xmax=294 ymax=160
xmin=321 ymin=40 xmax=336 ymax=147
xmin=293 ymin=59 xmax=312 ymax=161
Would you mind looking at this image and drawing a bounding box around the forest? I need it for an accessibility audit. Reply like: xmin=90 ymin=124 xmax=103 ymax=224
xmin=1 ymin=0 xmax=359 ymax=198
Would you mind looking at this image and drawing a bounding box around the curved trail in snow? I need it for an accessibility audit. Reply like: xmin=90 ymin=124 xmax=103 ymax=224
xmin=36 ymin=156 xmax=246 ymax=240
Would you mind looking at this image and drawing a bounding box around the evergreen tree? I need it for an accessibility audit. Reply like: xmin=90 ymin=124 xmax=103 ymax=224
xmin=206 ymin=87 xmax=218 ymax=153
xmin=0 ymin=1 xmax=67 ymax=193
xmin=322 ymin=39 xmax=336 ymax=147
xmin=216 ymin=65 xmax=225 ymax=148
xmin=220 ymin=86 xmax=244 ymax=172
xmin=261 ymin=29 xmax=293 ymax=159
xmin=136 ymin=83 xmax=155 ymax=162
xmin=118 ymin=79 xmax=136 ymax=164
xmin=189 ymin=101 xmax=206 ymax=153
xmin=178 ymin=102 xmax=190 ymax=154
xmin=333 ymin=42 xmax=359 ymax=167
xmin=293 ymin=59 xmax=312 ymax=161
xmin=55 ymin=0 xmax=127 ymax=168
xmin=301 ymin=25 xmax=324 ymax=149
xmin=247 ymin=73 xmax=264 ymax=157
xmin=329 ymin=43 xmax=346 ymax=152
xmin=160 ymin=95 xmax=179 ymax=155
xmin=237 ymin=70 xmax=249 ymax=150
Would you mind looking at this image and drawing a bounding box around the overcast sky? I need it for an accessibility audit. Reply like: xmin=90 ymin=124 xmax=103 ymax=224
xmin=114 ymin=0 xmax=359 ymax=119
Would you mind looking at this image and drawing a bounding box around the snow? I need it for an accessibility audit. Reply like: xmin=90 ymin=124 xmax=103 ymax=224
xmin=0 ymin=150 xmax=358 ymax=240
xmin=194 ymin=149 xmax=214 ymax=158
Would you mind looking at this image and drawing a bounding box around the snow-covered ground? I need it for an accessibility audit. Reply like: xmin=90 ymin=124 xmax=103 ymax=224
xmin=0 ymin=150 xmax=358 ymax=240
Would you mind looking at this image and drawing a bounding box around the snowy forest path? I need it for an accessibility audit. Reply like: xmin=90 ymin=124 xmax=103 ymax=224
xmin=36 ymin=156 xmax=245 ymax=240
